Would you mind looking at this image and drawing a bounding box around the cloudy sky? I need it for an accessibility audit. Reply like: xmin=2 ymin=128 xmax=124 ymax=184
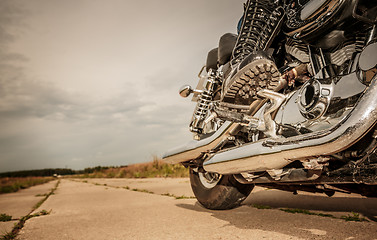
xmin=0 ymin=0 xmax=244 ymax=172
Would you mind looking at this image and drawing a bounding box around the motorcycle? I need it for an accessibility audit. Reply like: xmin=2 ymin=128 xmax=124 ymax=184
xmin=163 ymin=0 xmax=377 ymax=210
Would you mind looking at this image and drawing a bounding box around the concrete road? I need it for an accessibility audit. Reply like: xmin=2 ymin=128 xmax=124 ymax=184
xmin=9 ymin=178 xmax=377 ymax=239
xmin=0 ymin=180 xmax=58 ymax=235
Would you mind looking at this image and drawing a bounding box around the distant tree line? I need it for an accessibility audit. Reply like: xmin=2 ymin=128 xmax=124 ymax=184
xmin=0 ymin=166 xmax=129 ymax=178
xmin=80 ymin=165 xmax=128 ymax=174
xmin=0 ymin=168 xmax=76 ymax=178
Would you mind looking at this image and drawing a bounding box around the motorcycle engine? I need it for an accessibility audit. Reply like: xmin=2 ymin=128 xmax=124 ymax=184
xmin=284 ymin=0 xmax=351 ymax=42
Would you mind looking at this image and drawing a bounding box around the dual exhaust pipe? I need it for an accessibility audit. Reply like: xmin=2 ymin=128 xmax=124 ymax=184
xmin=163 ymin=76 xmax=377 ymax=175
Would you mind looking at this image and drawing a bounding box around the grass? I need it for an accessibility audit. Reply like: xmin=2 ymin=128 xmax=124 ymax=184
xmin=174 ymin=195 xmax=195 ymax=200
xmin=81 ymin=180 xmax=195 ymax=200
xmin=252 ymin=204 xmax=272 ymax=209
xmin=35 ymin=193 xmax=48 ymax=197
xmin=83 ymin=180 xmax=155 ymax=194
xmin=0 ymin=214 xmax=12 ymax=222
xmin=74 ymin=159 xmax=189 ymax=179
xmin=0 ymin=180 xmax=60 ymax=240
xmin=33 ymin=181 xmax=59 ymax=210
xmin=161 ymin=193 xmax=195 ymax=199
xmin=251 ymin=205 xmax=343 ymax=220
xmin=317 ymin=213 xmax=337 ymax=218
xmin=257 ymin=206 xmax=370 ymax=222
xmin=131 ymin=188 xmax=154 ymax=194
xmin=0 ymin=210 xmax=51 ymax=240
xmin=279 ymin=208 xmax=336 ymax=218
xmin=341 ymin=212 xmax=369 ymax=222
xmin=279 ymin=207 xmax=371 ymax=221
xmin=251 ymin=204 xmax=373 ymax=222
xmin=280 ymin=208 xmax=317 ymax=215
xmin=0 ymin=177 xmax=54 ymax=194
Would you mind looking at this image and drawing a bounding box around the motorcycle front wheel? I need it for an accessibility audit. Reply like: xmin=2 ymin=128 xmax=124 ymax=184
xmin=190 ymin=168 xmax=254 ymax=210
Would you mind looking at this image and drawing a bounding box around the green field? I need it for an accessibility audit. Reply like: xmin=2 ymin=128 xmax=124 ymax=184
xmin=76 ymin=160 xmax=189 ymax=179
xmin=0 ymin=177 xmax=54 ymax=194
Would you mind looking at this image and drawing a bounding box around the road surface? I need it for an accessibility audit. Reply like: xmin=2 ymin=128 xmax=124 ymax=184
xmin=0 ymin=178 xmax=376 ymax=239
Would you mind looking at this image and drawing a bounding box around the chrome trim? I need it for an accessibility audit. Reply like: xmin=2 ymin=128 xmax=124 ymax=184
xmin=179 ymin=85 xmax=204 ymax=98
xmin=297 ymin=79 xmax=333 ymax=120
xmin=198 ymin=172 xmax=221 ymax=189
xmin=162 ymin=121 xmax=237 ymax=164
xmin=162 ymin=100 xmax=264 ymax=164
xmin=256 ymin=90 xmax=286 ymax=138
xmin=359 ymin=42 xmax=377 ymax=71
xmin=278 ymin=72 xmax=366 ymax=132
xmin=189 ymin=69 xmax=220 ymax=133
xmin=203 ymin=77 xmax=377 ymax=175
xmin=300 ymin=0 xmax=327 ymax=21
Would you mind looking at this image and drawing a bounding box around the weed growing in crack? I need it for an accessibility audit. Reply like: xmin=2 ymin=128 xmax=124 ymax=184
xmin=33 ymin=182 xmax=59 ymax=211
xmin=1 ymin=231 xmax=16 ymax=240
xmin=131 ymin=188 xmax=154 ymax=194
xmin=174 ymin=195 xmax=195 ymax=199
xmin=0 ymin=210 xmax=51 ymax=240
xmin=252 ymin=204 xmax=272 ymax=209
xmin=278 ymin=207 xmax=371 ymax=222
xmin=0 ymin=214 xmax=12 ymax=222
xmin=280 ymin=208 xmax=337 ymax=219
xmin=341 ymin=212 xmax=368 ymax=222
xmin=161 ymin=193 xmax=194 ymax=199
xmin=280 ymin=208 xmax=316 ymax=215
xmin=38 ymin=210 xmax=50 ymax=216
xmin=35 ymin=193 xmax=48 ymax=197
xmin=317 ymin=213 xmax=336 ymax=218
xmin=161 ymin=193 xmax=174 ymax=197
xmin=0 ymin=180 xmax=60 ymax=240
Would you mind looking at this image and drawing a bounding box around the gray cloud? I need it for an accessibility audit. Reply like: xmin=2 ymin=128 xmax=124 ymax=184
xmin=0 ymin=1 xmax=26 ymax=44
xmin=0 ymin=0 xmax=244 ymax=172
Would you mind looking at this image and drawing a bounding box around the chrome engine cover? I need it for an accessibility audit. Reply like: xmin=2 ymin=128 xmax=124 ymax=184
xmin=297 ymin=79 xmax=333 ymax=120
xmin=278 ymin=72 xmax=366 ymax=131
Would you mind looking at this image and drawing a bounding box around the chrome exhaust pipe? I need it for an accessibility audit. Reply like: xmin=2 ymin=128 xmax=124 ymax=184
xmin=203 ymin=78 xmax=377 ymax=175
xmin=162 ymin=100 xmax=264 ymax=164
xmin=162 ymin=121 xmax=239 ymax=164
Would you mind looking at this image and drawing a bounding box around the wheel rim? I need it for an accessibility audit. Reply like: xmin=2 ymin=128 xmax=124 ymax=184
xmin=198 ymin=172 xmax=222 ymax=189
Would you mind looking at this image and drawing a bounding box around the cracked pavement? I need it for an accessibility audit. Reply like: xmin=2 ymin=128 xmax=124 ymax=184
xmin=0 ymin=178 xmax=376 ymax=239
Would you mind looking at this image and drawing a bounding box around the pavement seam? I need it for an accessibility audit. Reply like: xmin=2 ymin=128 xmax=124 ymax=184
xmin=250 ymin=204 xmax=371 ymax=222
xmin=0 ymin=180 xmax=60 ymax=240
xmin=72 ymin=179 xmax=373 ymax=222
xmin=71 ymin=179 xmax=195 ymax=200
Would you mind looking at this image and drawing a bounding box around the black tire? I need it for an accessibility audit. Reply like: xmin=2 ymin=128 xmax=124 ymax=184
xmin=190 ymin=169 xmax=254 ymax=210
